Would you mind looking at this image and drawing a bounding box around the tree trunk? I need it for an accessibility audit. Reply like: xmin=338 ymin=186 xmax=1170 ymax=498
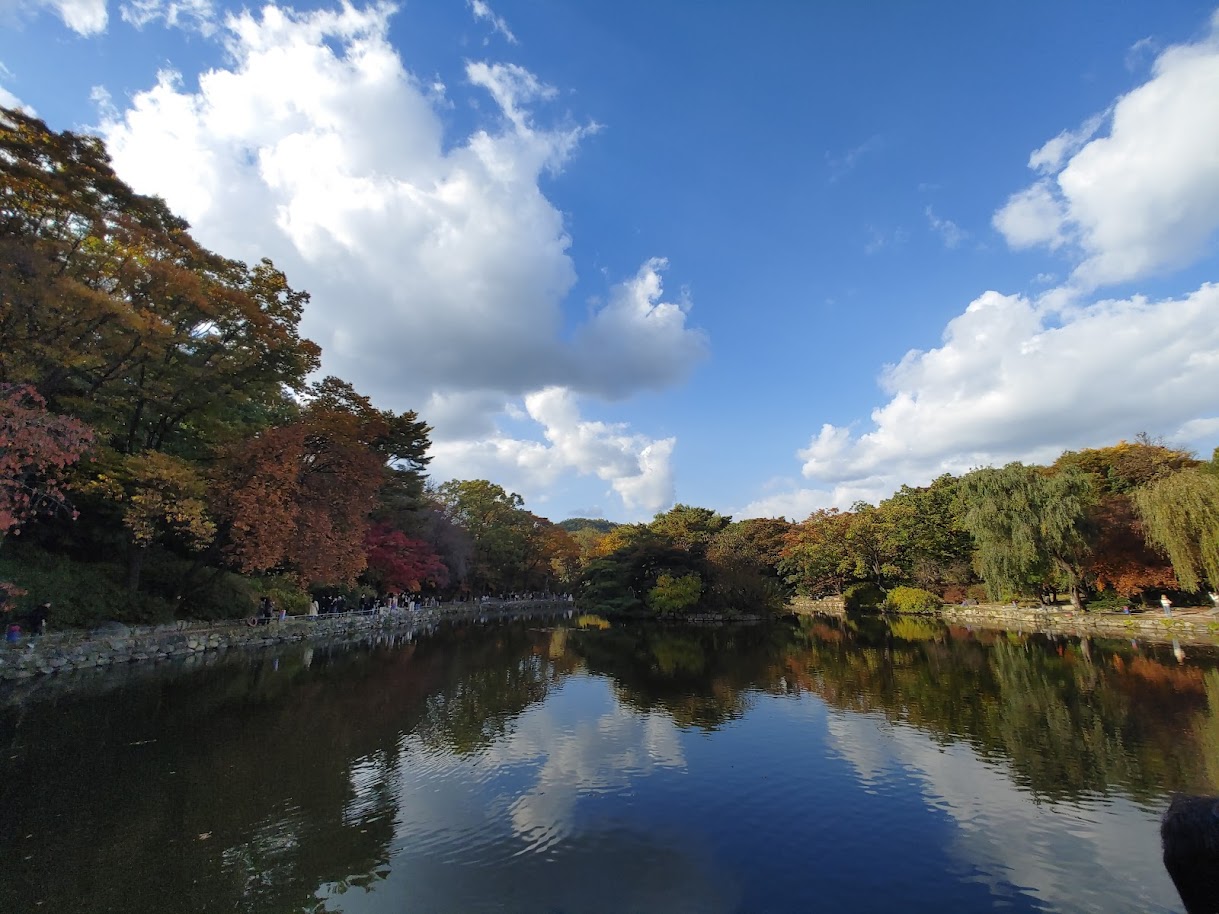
xmin=1068 ymin=589 xmax=1083 ymax=611
xmin=128 ymin=543 xmax=146 ymax=592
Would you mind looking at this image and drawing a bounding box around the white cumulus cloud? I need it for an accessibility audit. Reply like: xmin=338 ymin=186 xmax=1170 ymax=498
xmin=1 ymin=0 xmax=107 ymax=33
xmin=740 ymin=480 xmax=892 ymax=523
xmin=754 ymin=13 xmax=1219 ymax=521
xmin=431 ymin=387 xmax=676 ymax=515
xmin=94 ymin=2 xmax=704 ymax=516
xmin=1026 ymin=112 xmax=1105 ymax=175
xmin=795 ymin=284 xmax=1219 ymax=497
xmin=572 ymin=258 xmax=709 ymax=398
xmin=994 ymin=12 xmax=1219 ymax=288
xmin=0 ymin=80 xmax=31 ymax=112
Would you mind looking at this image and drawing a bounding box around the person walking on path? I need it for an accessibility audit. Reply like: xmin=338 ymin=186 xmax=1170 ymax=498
xmin=28 ymin=601 xmax=50 ymax=635
xmin=1161 ymin=594 xmax=1173 ymax=617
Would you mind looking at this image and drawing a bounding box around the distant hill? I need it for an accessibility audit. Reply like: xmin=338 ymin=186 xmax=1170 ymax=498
xmin=558 ymin=518 xmax=621 ymax=533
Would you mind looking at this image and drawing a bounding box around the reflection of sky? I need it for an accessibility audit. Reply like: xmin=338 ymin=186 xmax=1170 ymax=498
xmin=507 ymin=695 xmax=685 ymax=845
xmin=324 ymin=673 xmax=741 ymax=914
xmin=824 ymin=711 xmax=1180 ymax=913
xmin=317 ymin=662 xmax=1186 ymax=913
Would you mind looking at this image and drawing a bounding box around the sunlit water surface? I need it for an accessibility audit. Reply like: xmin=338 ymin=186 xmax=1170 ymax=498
xmin=3 ymin=615 xmax=1217 ymax=913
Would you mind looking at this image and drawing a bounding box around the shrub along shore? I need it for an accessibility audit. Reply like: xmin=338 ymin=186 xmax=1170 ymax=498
xmin=789 ymin=596 xmax=1219 ymax=645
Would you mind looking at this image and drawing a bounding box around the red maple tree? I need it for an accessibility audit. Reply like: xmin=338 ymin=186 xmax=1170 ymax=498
xmin=364 ymin=522 xmax=449 ymax=592
xmin=0 ymin=383 xmax=93 ymax=538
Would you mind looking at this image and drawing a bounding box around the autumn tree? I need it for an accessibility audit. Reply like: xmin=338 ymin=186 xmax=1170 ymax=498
xmin=216 ymin=401 xmax=386 ymax=586
xmin=89 ymin=450 xmax=216 ymax=589
xmin=413 ymin=500 xmax=474 ymax=589
xmin=1086 ymin=494 xmax=1176 ymax=597
xmin=558 ymin=518 xmax=619 ymax=568
xmin=363 ymin=522 xmax=449 ymax=593
xmin=1 ymin=109 xmax=320 ymax=452
xmin=843 ymin=501 xmax=905 ymax=589
xmin=1054 ymin=437 xmax=1197 ymax=495
xmin=535 ymin=520 xmax=580 ymax=591
xmin=778 ymin=509 xmax=855 ymax=597
xmin=1051 ymin=440 xmax=1201 ymax=600
xmin=578 ymin=525 xmax=700 ymax=615
xmin=0 ymin=383 xmax=93 ymax=542
xmin=567 ymin=525 xmax=610 ymax=566
xmin=592 ymin=523 xmax=650 ymax=559
xmin=706 ymin=518 xmax=792 ymax=610
xmin=2 ymin=108 xmax=321 ymax=590
xmin=709 ymin=518 xmax=791 ymax=570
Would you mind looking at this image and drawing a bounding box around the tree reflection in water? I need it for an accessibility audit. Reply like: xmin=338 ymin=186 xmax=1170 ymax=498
xmin=1 ymin=616 xmax=1217 ymax=913
xmin=780 ymin=615 xmax=1219 ymax=802
xmin=0 ymin=623 xmax=571 ymax=914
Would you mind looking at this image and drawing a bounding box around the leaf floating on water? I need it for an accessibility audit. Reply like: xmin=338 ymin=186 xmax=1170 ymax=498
xmin=198 ymin=832 xmax=211 ymax=840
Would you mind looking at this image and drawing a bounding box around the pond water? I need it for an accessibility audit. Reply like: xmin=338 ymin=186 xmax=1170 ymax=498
xmin=2 ymin=614 xmax=1216 ymax=913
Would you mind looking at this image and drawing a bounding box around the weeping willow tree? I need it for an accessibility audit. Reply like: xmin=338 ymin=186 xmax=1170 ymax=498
xmin=1132 ymin=467 xmax=1219 ymax=593
xmin=956 ymin=463 xmax=1095 ymax=608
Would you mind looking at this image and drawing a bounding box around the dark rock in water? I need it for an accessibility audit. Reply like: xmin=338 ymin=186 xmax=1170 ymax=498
xmin=1162 ymin=794 xmax=1219 ymax=914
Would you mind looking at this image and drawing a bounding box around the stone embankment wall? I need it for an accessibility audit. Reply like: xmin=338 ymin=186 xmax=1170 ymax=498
xmin=788 ymin=596 xmax=846 ymax=616
xmin=938 ymin=603 xmax=1219 ymax=644
xmin=0 ymin=600 xmax=573 ymax=682
xmin=788 ymin=596 xmax=1219 ymax=644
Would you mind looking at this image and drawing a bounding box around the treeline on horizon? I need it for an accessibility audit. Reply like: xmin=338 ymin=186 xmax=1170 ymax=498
xmin=3 ymin=108 xmax=1219 ymax=628
xmin=558 ymin=432 xmax=1219 ymax=618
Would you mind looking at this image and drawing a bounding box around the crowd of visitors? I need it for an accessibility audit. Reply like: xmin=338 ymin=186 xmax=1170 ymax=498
xmin=250 ymin=591 xmax=572 ymax=626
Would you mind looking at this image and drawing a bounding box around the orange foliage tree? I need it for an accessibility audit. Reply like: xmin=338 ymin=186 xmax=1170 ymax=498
xmin=1 ymin=108 xmax=320 ymax=453
xmin=216 ymin=403 xmax=386 ymax=586
xmin=1054 ymin=438 xmax=1197 ymax=495
xmin=1085 ymin=494 xmax=1176 ymax=597
xmin=539 ymin=522 xmax=581 ymax=591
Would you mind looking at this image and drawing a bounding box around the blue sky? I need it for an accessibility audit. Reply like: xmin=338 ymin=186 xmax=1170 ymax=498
xmin=3 ymin=0 xmax=1219 ymax=523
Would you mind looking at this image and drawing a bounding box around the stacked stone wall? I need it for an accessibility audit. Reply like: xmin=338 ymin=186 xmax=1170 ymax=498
xmin=788 ymin=595 xmax=1219 ymax=645
xmin=1 ymin=601 xmax=572 ymax=681
xmin=938 ymin=603 xmax=1219 ymax=644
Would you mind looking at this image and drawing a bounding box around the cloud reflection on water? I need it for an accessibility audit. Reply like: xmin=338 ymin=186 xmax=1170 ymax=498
xmin=326 ymin=674 xmax=738 ymax=914
xmin=825 ymin=711 xmax=1179 ymax=913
